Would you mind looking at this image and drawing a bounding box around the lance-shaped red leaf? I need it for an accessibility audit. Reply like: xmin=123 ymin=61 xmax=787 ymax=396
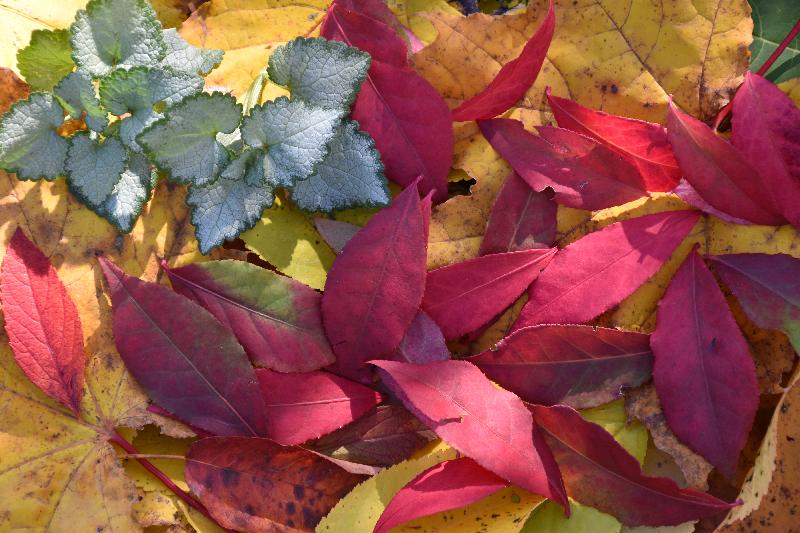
xmin=314 ymin=218 xmax=361 ymax=254
xmin=546 ymin=89 xmax=680 ymax=191
xmin=373 ymin=359 xmax=568 ymax=510
xmin=666 ymin=101 xmax=785 ymax=226
xmin=531 ymin=405 xmax=738 ymax=526
xmin=652 ymin=249 xmax=758 ymax=479
xmin=732 ymin=72 xmax=800 ymax=228
xmin=322 ymin=184 xmax=429 ymax=375
xmin=164 ymin=260 xmax=334 ymax=373
xmin=391 ymin=310 xmax=450 ymax=364
xmin=0 ymin=228 xmax=84 ymax=415
xmin=256 ymin=368 xmax=382 ymax=446
xmin=185 ymin=437 xmax=363 ymax=532
xmin=514 ymin=210 xmax=700 ymax=329
xmin=479 ymin=119 xmax=648 ymax=210
xmin=331 ymin=0 xmax=421 ymax=55
xmin=422 ymin=248 xmax=555 ymax=340
xmin=709 ymin=253 xmax=800 ymax=352
xmin=471 ymin=325 xmax=653 ymax=409
xmin=451 ymin=0 xmax=555 ymax=121
xmin=479 ymin=172 xmax=556 ymax=255
xmin=309 ymin=404 xmax=435 ymax=467
xmin=322 ymin=4 xmax=408 ymax=66
xmin=98 ymin=257 xmax=267 ymax=437
xmin=374 ymin=457 xmax=509 ymax=533
xmin=672 ymin=179 xmax=751 ymax=225
xmin=323 ymin=6 xmax=453 ymax=202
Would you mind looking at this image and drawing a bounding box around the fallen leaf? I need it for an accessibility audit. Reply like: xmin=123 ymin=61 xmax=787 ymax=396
xmin=391 ymin=310 xmax=450 ymax=364
xmin=164 ymin=259 xmax=335 ymax=372
xmin=314 ymin=218 xmax=361 ymax=254
xmin=471 ymin=325 xmax=653 ymax=409
xmin=322 ymin=2 xmax=409 ymax=66
xmin=672 ymin=179 xmax=751 ymax=225
xmin=747 ymin=0 xmax=800 ymax=82
xmin=373 ymin=359 xmax=568 ymax=509
xmin=256 ymin=368 xmax=382 ymax=446
xmin=185 ymin=436 xmax=363 ymax=532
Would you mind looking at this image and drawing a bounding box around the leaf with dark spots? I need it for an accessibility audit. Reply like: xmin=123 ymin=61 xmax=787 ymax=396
xmin=256 ymin=368 xmax=382 ymax=446
xmin=479 ymin=172 xmax=556 ymax=255
xmin=163 ymin=260 xmax=334 ymax=372
xmin=390 ymin=310 xmax=450 ymax=364
xmin=0 ymin=228 xmax=84 ymax=415
xmin=652 ymin=249 xmax=759 ymax=479
xmin=98 ymin=257 xmax=268 ymax=437
xmin=314 ymin=218 xmax=361 ymax=254
xmin=471 ymin=325 xmax=653 ymax=409
xmin=185 ymin=437 xmax=364 ymax=532
xmin=530 ymin=404 xmax=738 ymax=526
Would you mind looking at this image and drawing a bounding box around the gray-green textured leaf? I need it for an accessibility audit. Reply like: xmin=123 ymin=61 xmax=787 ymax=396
xmin=70 ymin=0 xmax=166 ymax=77
xmin=97 ymin=152 xmax=156 ymax=232
xmin=54 ymin=71 xmax=108 ymax=132
xmin=267 ymin=37 xmax=370 ymax=109
xmin=241 ymin=97 xmax=343 ymax=187
xmin=0 ymin=93 xmax=67 ymax=180
xmin=66 ymin=133 xmax=127 ymax=206
xmin=99 ymin=66 xmax=203 ymax=151
xmin=137 ymin=92 xmax=242 ymax=185
xmin=162 ymin=29 xmax=223 ymax=76
xmin=16 ymin=29 xmax=75 ymax=91
xmin=292 ymin=121 xmax=389 ymax=212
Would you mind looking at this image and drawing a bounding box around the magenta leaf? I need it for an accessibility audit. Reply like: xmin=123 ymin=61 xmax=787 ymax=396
xmin=322 ymin=4 xmax=408 ymax=67
xmin=391 ymin=310 xmax=450 ymax=364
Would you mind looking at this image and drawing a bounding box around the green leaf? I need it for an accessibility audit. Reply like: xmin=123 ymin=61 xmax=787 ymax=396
xmin=162 ymin=29 xmax=223 ymax=76
xmin=187 ymin=149 xmax=275 ymax=254
xmin=0 ymin=93 xmax=67 ymax=180
xmin=70 ymin=0 xmax=166 ymax=77
xmin=267 ymin=37 xmax=370 ymax=110
xmin=241 ymin=96 xmax=343 ymax=187
xmin=54 ymin=71 xmax=108 ymax=133
xmin=66 ymin=133 xmax=127 ymax=206
xmin=97 ymin=152 xmax=156 ymax=232
xmin=137 ymin=92 xmax=242 ymax=185
xmin=16 ymin=29 xmax=75 ymax=91
xmin=749 ymin=0 xmax=800 ymax=82
xmin=99 ymin=66 xmax=203 ymax=151
xmin=291 ymin=121 xmax=389 ymax=213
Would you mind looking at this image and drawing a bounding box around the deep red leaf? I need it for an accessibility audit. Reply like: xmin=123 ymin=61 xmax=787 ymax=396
xmin=164 ymin=260 xmax=334 ymax=372
xmin=374 ymin=457 xmax=509 ymax=533
xmin=531 ymin=404 xmax=737 ymax=526
xmin=514 ymin=210 xmax=700 ymax=329
xmin=732 ymin=72 xmax=800 ymax=228
xmin=652 ymin=248 xmax=758 ymax=479
xmin=98 ymin=257 xmax=267 ymax=437
xmin=0 ymin=228 xmax=84 ymax=415
xmin=479 ymin=171 xmax=556 ymax=255
xmin=185 ymin=437 xmax=363 ymax=532
xmin=471 ymin=325 xmax=653 ymax=409
xmin=330 ymin=0 xmax=420 ymax=56
xmin=666 ymin=101 xmax=785 ymax=226
xmin=309 ymin=404 xmax=436 ymax=467
xmin=546 ymin=89 xmax=680 ymax=191
xmin=479 ymin=119 xmax=648 ymax=210
xmin=322 ymin=184 xmax=429 ymax=377
xmin=373 ymin=359 xmax=568 ymax=510
xmin=314 ymin=218 xmax=361 ymax=254
xmin=672 ymin=179 xmax=751 ymax=225
xmin=322 ymin=4 xmax=408 ymax=67
xmin=451 ymin=0 xmax=554 ymax=121
xmin=256 ymin=368 xmax=382 ymax=446
xmin=423 ymin=248 xmax=555 ymax=340
xmin=391 ymin=310 xmax=450 ymax=364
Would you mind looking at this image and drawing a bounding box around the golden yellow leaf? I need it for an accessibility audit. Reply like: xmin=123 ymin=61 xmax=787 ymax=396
xmin=132 ymin=490 xmax=181 ymax=528
xmin=778 ymin=77 xmax=800 ymax=106
xmin=387 ymin=0 xmax=461 ymax=45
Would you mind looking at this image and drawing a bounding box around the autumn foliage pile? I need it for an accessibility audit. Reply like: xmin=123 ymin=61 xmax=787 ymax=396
xmin=1 ymin=0 xmax=800 ymax=532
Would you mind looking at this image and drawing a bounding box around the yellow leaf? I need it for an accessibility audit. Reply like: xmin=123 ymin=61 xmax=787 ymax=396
xmin=132 ymin=490 xmax=181 ymax=528
xmin=387 ymin=0 xmax=461 ymax=45
xmin=779 ymin=77 xmax=800 ymax=106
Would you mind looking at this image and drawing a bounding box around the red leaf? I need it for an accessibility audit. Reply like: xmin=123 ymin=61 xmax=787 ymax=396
xmin=672 ymin=179 xmax=751 ymax=225
xmin=732 ymin=72 xmax=800 ymax=228
xmin=164 ymin=260 xmax=334 ymax=373
xmin=322 ymin=184 xmax=429 ymax=376
xmin=331 ymin=0 xmax=420 ymax=56
xmin=666 ymin=101 xmax=785 ymax=226
xmin=514 ymin=210 xmax=700 ymax=329
xmin=309 ymin=404 xmax=436 ymax=467
xmin=98 ymin=257 xmax=267 ymax=437
xmin=322 ymin=5 xmax=408 ymax=67
xmin=479 ymin=119 xmax=648 ymax=210
xmin=651 ymin=248 xmax=758 ymax=479
xmin=451 ymin=0 xmax=554 ymax=121
xmin=185 ymin=437 xmax=363 ymax=532
xmin=256 ymin=368 xmax=382 ymax=446
xmin=373 ymin=359 xmax=568 ymax=509
xmin=374 ymin=457 xmax=509 ymax=533
xmin=314 ymin=218 xmax=360 ymax=254
xmin=471 ymin=325 xmax=653 ymax=409
xmin=478 ymin=171 xmax=556 ymax=255
xmin=531 ymin=404 xmax=737 ymax=526
xmin=0 ymin=228 xmax=84 ymax=415
xmin=546 ymin=89 xmax=680 ymax=192
xmin=391 ymin=310 xmax=450 ymax=364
